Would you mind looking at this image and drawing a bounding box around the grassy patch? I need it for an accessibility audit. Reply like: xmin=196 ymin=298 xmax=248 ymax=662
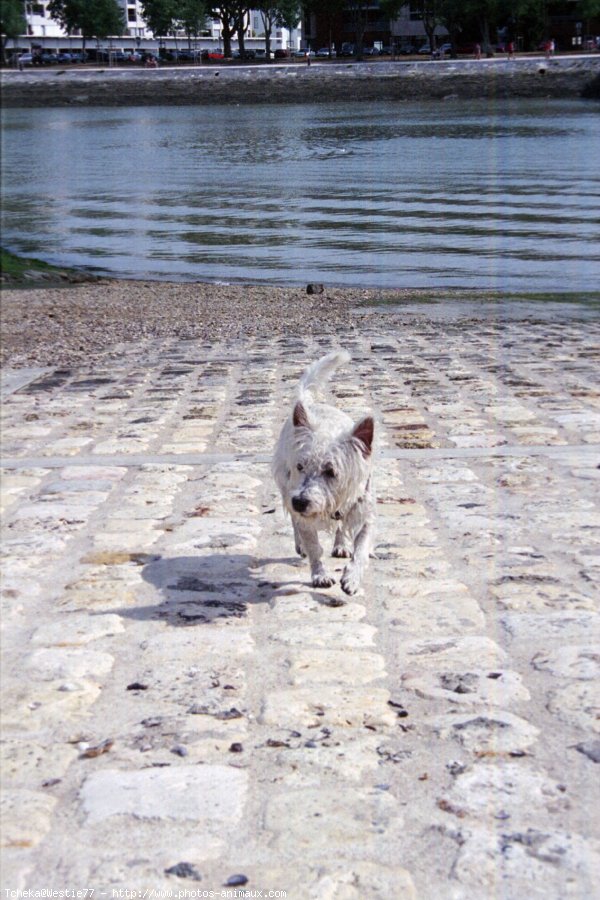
xmin=0 ymin=248 xmax=96 ymax=287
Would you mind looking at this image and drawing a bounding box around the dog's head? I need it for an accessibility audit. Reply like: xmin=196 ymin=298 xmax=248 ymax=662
xmin=284 ymin=401 xmax=374 ymax=521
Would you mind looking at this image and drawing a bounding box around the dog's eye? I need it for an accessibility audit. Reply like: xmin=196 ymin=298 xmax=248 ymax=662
xmin=296 ymin=463 xmax=304 ymax=472
xmin=323 ymin=466 xmax=336 ymax=478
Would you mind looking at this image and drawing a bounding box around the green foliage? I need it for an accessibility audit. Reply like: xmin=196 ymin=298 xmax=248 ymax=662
xmin=578 ymin=0 xmax=600 ymax=17
xmin=0 ymin=0 xmax=26 ymax=39
xmin=140 ymin=0 xmax=178 ymax=36
xmin=0 ymin=0 xmax=26 ymax=64
xmin=47 ymin=0 xmax=125 ymax=39
xmin=177 ymin=0 xmax=208 ymax=37
xmin=276 ymin=0 xmax=302 ymax=32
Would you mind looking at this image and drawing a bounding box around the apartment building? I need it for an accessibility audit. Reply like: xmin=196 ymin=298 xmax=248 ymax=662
xmin=14 ymin=2 xmax=301 ymax=55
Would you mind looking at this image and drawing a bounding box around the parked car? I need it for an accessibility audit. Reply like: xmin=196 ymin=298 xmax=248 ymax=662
xmin=40 ymin=52 xmax=59 ymax=64
xmin=172 ymin=49 xmax=200 ymax=61
xmin=398 ymin=44 xmax=417 ymax=54
xmin=316 ymin=47 xmax=336 ymax=57
xmin=274 ymin=48 xmax=290 ymax=58
xmin=17 ymin=52 xmax=34 ymax=66
xmin=433 ymin=43 xmax=453 ymax=57
xmin=339 ymin=43 xmax=355 ymax=57
xmin=379 ymin=46 xmax=392 ymax=55
xmin=233 ymin=48 xmax=256 ymax=59
xmin=362 ymin=46 xmax=380 ymax=56
xmin=201 ymin=49 xmax=225 ymax=61
xmin=254 ymin=49 xmax=273 ymax=60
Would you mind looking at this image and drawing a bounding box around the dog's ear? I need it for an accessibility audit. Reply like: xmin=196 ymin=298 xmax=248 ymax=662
xmin=352 ymin=416 xmax=374 ymax=457
xmin=293 ymin=402 xmax=311 ymax=429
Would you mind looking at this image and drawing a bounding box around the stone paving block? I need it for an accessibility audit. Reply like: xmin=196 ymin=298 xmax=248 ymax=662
xmin=446 ymin=825 xmax=600 ymax=896
xmin=501 ymin=611 xmax=600 ymax=643
xmin=400 ymin=636 xmax=507 ymax=670
xmin=81 ymin=765 xmax=247 ymax=823
xmin=0 ymin=788 xmax=57 ymax=847
xmin=269 ymin=622 xmax=377 ymax=649
xmin=289 ymin=649 xmax=386 ymax=685
xmin=31 ymin=613 xmax=125 ymax=646
xmin=268 ymin=590 xmax=367 ymax=622
xmin=25 ymin=647 xmax=115 ymax=681
xmin=265 ymin=787 xmax=403 ymax=853
xmin=264 ymin=732 xmax=384 ymax=784
xmin=386 ymin=591 xmax=485 ymax=637
xmin=276 ymin=862 xmax=416 ymax=899
xmin=0 ymin=740 xmax=78 ymax=786
xmin=1 ymin=681 xmax=102 ymax=734
xmin=403 ymin=669 xmax=530 ymax=707
xmin=428 ymin=710 xmax=540 ymax=753
xmin=532 ymin=644 xmax=600 ymax=680
xmin=547 ymin=681 xmax=600 ymax=733
xmin=440 ymin=761 xmax=568 ymax=823
xmin=261 ymin=686 xmax=396 ymax=729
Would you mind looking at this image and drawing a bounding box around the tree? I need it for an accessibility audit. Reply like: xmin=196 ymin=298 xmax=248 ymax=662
xmin=0 ymin=0 xmax=26 ymax=65
xmin=340 ymin=0 xmax=404 ymax=58
xmin=140 ymin=0 xmax=178 ymax=37
xmin=276 ymin=0 xmax=301 ymax=52
xmin=206 ymin=2 xmax=238 ymax=56
xmin=234 ymin=3 xmax=250 ymax=57
xmin=412 ymin=0 xmax=444 ymax=52
xmin=47 ymin=0 xmax=124 ymax=52
xmin=176 ymin=0 xmax=208 ymax=47
xmin=255 ymin=1 xmax=279 ymax=59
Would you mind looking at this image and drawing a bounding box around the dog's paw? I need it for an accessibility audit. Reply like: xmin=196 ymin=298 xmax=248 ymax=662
xmin=312 ymin=573 xmax=335 ymax=589
xmin=341 ymin=566 xmax=361 ymax=596
xmin=332 ymin=545 xmax=351 ymax=559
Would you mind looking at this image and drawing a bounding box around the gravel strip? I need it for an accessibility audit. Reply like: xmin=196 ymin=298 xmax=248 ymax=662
xmin=0 ymin=280 xmax=394 ymax=368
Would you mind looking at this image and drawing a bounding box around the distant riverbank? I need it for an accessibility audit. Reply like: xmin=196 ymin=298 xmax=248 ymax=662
xmin=2 ymin=55 xmax=599 ymax=106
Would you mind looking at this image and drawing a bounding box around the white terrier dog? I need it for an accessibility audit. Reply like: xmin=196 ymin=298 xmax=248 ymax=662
xmin=273 ymin=350 xmax=375 ymax=595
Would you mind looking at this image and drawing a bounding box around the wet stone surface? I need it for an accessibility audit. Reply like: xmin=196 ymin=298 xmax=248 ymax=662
xmin=1 ymin=312 xmax=599 ymax=898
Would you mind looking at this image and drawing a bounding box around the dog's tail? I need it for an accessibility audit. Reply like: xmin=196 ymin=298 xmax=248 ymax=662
xmin=297 ymin=349 xmax=350 ymax=403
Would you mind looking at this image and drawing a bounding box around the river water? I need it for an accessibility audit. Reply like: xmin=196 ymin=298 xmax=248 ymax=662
xmin=1 ymin=99 xmax=599 ymax=291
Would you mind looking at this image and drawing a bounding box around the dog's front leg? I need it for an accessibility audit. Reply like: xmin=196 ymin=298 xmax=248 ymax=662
xmin=341 ymin=521 xmax=372 ymax=595
xmin=292 ymin=520 xmax=307 ymax=558
xmin=295 ymin=519 xmax=335 ymax=588
xmin=332 ymin=525 xmax=352 ymax=558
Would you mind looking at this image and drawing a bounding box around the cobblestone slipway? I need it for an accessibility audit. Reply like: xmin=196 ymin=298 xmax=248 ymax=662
xmin=1 ymin=309 xmax=599 ymax=899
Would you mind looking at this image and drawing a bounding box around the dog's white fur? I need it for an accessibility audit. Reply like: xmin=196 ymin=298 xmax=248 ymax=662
xmin=273 ymin=350 xmax=375 ymax=595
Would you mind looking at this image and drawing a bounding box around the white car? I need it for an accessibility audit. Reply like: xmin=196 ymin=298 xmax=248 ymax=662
xmin=316 ymin=47 xmax=336 ymax=57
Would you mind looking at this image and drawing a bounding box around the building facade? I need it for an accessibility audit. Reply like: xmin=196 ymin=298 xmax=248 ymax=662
xmin=11 ymin=2 xmax=301 ymax=56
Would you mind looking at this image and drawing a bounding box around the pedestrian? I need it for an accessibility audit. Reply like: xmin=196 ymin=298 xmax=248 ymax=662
xmin=507 ymin=40 xmax=514 ymax=59
xmin=306 ymin=49 xmax=311 ymax=66
xmin=545 ymin=39 xmax=551 ymax=59
xmin=474 ymin=43 xmax=481 ymax=60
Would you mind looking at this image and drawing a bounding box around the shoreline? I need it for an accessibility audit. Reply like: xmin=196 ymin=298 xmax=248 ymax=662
xmin=2 ymin=55 xmax=600 ymax=106
xmin=2 ymin=279 xmax=598 ymax=370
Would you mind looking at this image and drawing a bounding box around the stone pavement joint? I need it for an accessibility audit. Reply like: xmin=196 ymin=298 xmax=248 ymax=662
xmin=1 ymin=442 xmax=598 ymax=471
xmin=1 ymin=321 xmax=599 ymax=899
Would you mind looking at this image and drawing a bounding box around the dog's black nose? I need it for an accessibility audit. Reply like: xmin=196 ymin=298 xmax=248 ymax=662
xmin=292 ymin=496 xmax=309 ymax=513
